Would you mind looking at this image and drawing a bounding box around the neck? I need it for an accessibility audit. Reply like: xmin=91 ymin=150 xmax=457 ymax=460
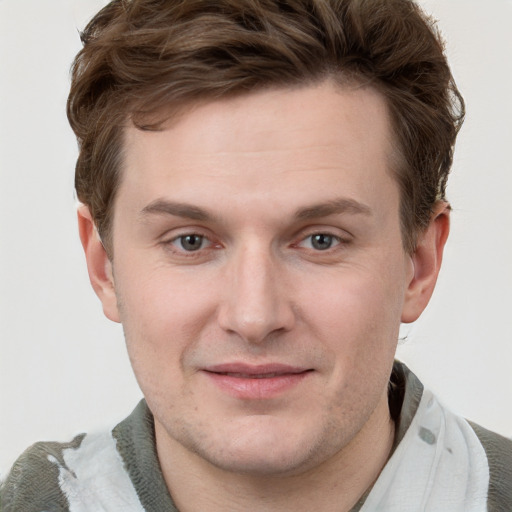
xmin=156 ymin=393 xmax=395 ymax=512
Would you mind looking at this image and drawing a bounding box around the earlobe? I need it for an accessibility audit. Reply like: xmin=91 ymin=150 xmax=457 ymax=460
xmin=77 ymin=205 xmax=121 ymax=323
xmin=401 ymin=202 xmax=450 ymax=323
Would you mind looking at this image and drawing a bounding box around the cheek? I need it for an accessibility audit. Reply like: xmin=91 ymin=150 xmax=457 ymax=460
xmin=298 ymin=266 xmax=404 ymax=359
xmin=114 ymin=266 xmax=217 ymax=378
xmin=302 ymin=269 xmax=403 ymax=408
xmin=118 ymin=262 xmax=213 ymax=327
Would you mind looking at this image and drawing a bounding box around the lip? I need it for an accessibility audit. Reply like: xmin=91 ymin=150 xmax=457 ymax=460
xmin=201 ymin=363 xmax=313 ymax=400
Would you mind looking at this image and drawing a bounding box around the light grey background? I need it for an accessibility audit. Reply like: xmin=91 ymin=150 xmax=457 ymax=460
xmin=1 ymin=0 xmax=511 ymax=476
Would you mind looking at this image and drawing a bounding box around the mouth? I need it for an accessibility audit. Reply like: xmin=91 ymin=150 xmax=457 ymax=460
xmin=212 ymin=371 xmax=302 ymax=379
xmin=201 ymin=364 xmax=313 ymax=399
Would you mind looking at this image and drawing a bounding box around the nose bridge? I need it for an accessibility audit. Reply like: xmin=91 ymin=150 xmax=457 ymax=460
xmin=219 ymin=238 xmax=293 ymax=342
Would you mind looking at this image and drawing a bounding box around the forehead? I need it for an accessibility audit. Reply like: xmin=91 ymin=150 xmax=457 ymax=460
xmin=118 ymin=80 xmax=397 ymax=217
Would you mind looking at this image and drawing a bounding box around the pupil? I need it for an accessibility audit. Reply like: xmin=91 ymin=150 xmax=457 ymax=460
xmin=181 ymin=235 xmax=202 ymax=251
xmin=312 ymin=234 xmax=332 ymax=250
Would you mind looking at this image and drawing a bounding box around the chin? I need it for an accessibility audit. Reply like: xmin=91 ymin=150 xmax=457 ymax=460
xmin=202 ymin=444 xmax=316 ymax=477
xmin=185 ymin=416 xmax=339 ymax=477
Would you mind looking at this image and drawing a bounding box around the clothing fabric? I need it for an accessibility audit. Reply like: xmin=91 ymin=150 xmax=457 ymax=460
xmin=1 ymin=362 xmax=511 ymax=511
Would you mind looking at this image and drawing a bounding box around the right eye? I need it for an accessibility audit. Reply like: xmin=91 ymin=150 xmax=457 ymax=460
xmin=170 ymin=234 xmax=210 ymax=252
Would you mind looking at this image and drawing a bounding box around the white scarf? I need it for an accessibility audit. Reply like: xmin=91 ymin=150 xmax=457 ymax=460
xmin=360 ymin=388 xmax=489 ymax=511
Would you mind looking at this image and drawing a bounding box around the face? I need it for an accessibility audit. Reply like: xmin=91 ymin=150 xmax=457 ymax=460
xmin=102 ymin=81 xmax=420 ymax=476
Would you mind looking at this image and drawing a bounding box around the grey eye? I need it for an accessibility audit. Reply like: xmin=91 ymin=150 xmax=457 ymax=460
xmin=310 ymin=234 xmax=334 ymax=250
xmin=179 ymin=234 xmax=204 ymax=251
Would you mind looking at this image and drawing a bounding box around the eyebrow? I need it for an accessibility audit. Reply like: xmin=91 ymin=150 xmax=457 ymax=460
xmin=139 ymin=197 xmax=372 ymax=223
xmin=294 ymin=198 xmax=372 ymax=220
xmin=140 ymin=199 xmax=213 ymax=221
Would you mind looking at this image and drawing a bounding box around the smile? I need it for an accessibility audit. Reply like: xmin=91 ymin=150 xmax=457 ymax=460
xmin=202 ymin=364 xmax=313 ymax=400
xmin=215 ymin=372 xmax=296 ymax=379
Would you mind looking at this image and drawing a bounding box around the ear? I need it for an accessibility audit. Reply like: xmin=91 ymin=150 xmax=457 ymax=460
xmin=401 ymin=202 xmax=450 ymax=323
xmin=77 ymin=205 xmax=121 ymax=323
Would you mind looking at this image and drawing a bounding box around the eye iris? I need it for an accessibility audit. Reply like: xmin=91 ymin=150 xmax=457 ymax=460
xmin=311 ymin=234 xmax=333 ymax=250
xmin=181 ymin=235 xmax=203 ymax=251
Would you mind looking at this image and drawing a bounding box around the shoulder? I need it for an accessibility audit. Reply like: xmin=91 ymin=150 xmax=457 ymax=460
xmin=0 ymin=434 xmax=85 ymax=512
xmin=1 ymin=410 xmax=149 ymax=512
xmin=468 ymin=421 xmax=512 ymax=512
xmin=375 ymin=362 xmax=512 ymax=511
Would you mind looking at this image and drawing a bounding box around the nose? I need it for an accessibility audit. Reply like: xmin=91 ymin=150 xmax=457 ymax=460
xmin=217 ymin=242 xmax=295 ymax=344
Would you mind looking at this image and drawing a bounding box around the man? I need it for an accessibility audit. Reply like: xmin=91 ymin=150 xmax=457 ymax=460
xmin=1 ymin=0 xmax=511 ymax=510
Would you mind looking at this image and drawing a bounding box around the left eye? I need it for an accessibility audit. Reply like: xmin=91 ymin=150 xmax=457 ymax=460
xmin=172 ymin=234 xmax=209 ymax=252
xmin=300 ymin=234 xmax=340 ymax=251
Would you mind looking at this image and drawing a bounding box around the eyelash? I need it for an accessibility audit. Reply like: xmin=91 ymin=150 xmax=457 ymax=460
xmin=162 ymin=230 xmax=349 ymax=258
xmin=295 ymin=232 xmax=343 ymax=251
xmin=163 ymin=232 xmax=217 ymax=257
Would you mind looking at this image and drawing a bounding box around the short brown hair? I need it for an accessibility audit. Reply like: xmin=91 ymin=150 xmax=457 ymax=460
xmin=68 ymin=0 xmax=464 ymax=256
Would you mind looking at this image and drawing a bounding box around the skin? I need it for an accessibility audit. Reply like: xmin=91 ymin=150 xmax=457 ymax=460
xmin=79 ymin=80 xmax=449 ymax=511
